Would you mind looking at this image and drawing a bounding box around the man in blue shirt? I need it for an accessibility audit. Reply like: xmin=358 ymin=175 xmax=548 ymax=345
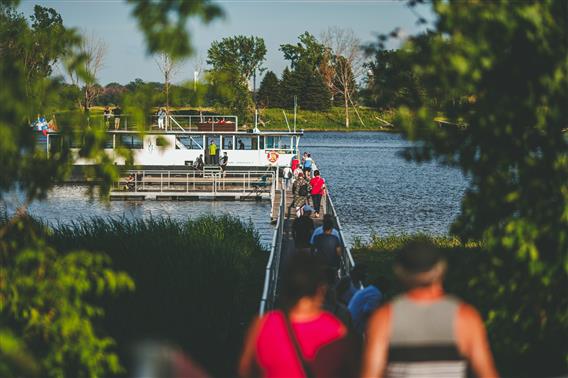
xmin=310 ymin=214 xmax=340 ymax=245
xmin=348 ymin=276 xmax=389 ymax=335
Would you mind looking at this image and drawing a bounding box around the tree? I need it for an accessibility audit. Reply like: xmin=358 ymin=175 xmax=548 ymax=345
xmin=365 ymin=48 xmax=425 ymax=110
xmin=207 ymin=35 xmax=266 ymax=122
xmin=371 ymin=1 xmax=567 ymax=375
xmin=321 ymin=27 xmax=366 ymax=128
xmin=67 ymin=33 xmax=107 ymax=111
xmin=154 ymin=51 xmax=185 ymax=110
xmin=207 ymin=35 xmax=266 ymax=84
xmin=257 ymin=70 xmax=280 ymax=108
xmin=0 ymin=0 xmax=223 ymax=375
xmin=280 ymin=31 xmax=326 ymax=72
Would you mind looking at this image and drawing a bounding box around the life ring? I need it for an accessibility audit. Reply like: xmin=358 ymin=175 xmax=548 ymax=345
xmin=266 ymin=151 xmax=279 ymax=164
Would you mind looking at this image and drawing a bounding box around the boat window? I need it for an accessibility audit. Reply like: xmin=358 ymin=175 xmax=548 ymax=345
xmin=222 ymin=135 xmax=234 ymax=150
xmin=103 ymin=135 xmax=114 ymax=149
xmin=176 ymin=135 xmax=203 ymax=150
xmin=120 ymin=134 xmax=143 ymax=149
xmin=48 ymin=135 xmax=62 ymax=153
xmin=265 ymin=136 xmax=288 ymax=150
xmin=235 ymin=136 xmax=258 ymax=150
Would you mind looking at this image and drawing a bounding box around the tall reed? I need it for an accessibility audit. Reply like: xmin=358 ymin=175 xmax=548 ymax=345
xmin=50 ymin=215 xmax=267 ymax=377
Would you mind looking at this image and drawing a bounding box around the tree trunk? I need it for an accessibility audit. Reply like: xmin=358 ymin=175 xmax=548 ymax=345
xmin=344 ymin=89 xmax=350 ymax=128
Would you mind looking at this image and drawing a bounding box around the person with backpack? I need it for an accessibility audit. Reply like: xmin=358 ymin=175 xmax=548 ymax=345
xmin=239 ymin=253 xmax=358 ymax=378
xmin=282 ymin=166 xmax=293 ymax=190
xmin=292 ymin=172 xmax=311 ymax=217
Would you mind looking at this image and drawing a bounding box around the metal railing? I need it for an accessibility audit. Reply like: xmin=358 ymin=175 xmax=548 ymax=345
xmin=259 ymin=189 xmax=285 ymax=315
xmin=68 ymin=114 xmax=239 ymax=133
xmin=325 ymin=189 xmax=356 ymax=277
xmin=113 ymin=170 xmax=275 ymax=195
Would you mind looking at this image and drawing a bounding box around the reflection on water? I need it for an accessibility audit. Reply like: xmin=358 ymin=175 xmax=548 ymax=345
xmin=4 ymin=132 xmax=468 ymax=248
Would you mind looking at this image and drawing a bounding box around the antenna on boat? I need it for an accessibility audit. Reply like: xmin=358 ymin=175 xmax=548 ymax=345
xmin=293 ymin=95 xmax=297 ymax=133
xmin=282 ymin=110 xmax=291 ymax=132
xmin=255 ymin=109 xmax=258 ymax=129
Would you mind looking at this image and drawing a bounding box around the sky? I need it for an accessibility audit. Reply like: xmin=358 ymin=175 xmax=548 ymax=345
xmin=19 ymin=0 xmax=435 ymax=86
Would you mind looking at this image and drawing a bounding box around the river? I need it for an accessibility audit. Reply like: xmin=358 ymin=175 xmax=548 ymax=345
xmin=3 ymin=132 xmax=468 ymax=247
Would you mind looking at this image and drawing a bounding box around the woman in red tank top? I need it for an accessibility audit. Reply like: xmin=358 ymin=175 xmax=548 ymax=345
xmin=239 ymin=254 xmax=358 ymax=378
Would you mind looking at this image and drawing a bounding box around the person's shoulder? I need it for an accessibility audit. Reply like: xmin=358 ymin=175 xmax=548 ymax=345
xmin=320 ymin=311 xmax=348 ymax=337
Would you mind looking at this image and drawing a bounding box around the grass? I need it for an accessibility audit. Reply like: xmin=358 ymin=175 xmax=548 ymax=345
xmin=351 ymin=234 xmax=481 ymax=301
xmin=258 ymin=106 xmax=398 ymax=131
xmin=57 ymin=106 xmax=400 ymax=131
xmin=49 ymin=215 xmax=268 ymax=377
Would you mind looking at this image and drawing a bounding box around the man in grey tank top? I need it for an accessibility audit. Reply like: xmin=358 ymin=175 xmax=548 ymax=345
xmin=361 ymin=240 xmax=498 ymax=378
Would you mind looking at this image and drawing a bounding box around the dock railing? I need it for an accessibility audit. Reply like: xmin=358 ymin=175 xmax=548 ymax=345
xmin=325 ymin=189 xmax=356 ymax=277
xmin=259 ymin=189 xmax=285 ymax=315
xmin=113 ymin=170 xmax=275 ymax=195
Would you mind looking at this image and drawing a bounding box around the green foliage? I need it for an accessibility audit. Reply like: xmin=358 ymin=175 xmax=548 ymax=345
xmin=206 ymin=35 xmax=266 ymax=123
xmin=127 ymin=0 xmax=223 ymax=58
xmin=257 ymin=70 xmax=281 ymax=108
xmin=279 ymin=63 xmax=331 ymax=111
xmin=364 ymin=49 xmax=425 ymax=110
xmin=49 ymin=216 xmax=268 ymax=377
xmin=366 ymin=1 xmax=568 ymax=375
xmin=207 ymin=35 xmax=266 ymax=82
xmin=280 ymin=31 xmax=326 ymax=72
xmin=0 ymin=216 xmax=134 ymax=377
xmin=0 ymin=0 xmax=224 ymax=376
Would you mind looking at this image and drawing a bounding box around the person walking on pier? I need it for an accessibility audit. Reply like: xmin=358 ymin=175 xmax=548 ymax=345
xmin=312 ymin=220 xmax=342 ymax=272
xmin=303 ymin=153 xmax=313 ymax=178
xmin=292 ymin=173 xmax=311 ymax=217
xmin=293 ymin=205 xmax=314 ymax=252
xmin=239 ymin=253 xmax=359 ymax=378
xmin=362 ymin=240 xmax=498 ymax=378
xmin=309 ymin=170 xmax=326 ymax=218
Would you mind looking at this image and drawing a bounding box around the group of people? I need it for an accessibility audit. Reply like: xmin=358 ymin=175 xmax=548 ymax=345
xmin=239 ymin=240 xmax=499 ymax=378
xmin=238 ymin=151 xmax=498 ymax=378
xmin=103 ymin=106 xmax=122 ymax=129
xmin=284 ymin=152 xmax=326 ymax=218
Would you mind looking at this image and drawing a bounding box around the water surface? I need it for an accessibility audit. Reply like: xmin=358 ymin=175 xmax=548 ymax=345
xmin=4 ymin=132 xmax=468 ymax=247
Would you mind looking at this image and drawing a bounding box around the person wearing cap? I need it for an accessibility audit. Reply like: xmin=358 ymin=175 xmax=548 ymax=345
xmin=292 ymin=205 xmax=314 ymax=252
xmin=361 ymin=240 xmax=498 ymax=378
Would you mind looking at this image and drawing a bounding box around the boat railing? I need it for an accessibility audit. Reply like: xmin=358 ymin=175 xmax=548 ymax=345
xmin=259 ymin=188 xmax=285 ymax=315
xmin=112 ymin=169 xmax=275 ymax=195
xmin=325 ymin=188 xmax=356 ymax=277
xmin=60 ymin=114 xmax=239 ymax=133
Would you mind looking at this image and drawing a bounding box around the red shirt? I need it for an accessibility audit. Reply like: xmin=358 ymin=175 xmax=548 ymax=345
xmin=310 ymin=177 xmax=325 ymax=195
xmin=291 ymin=158 xmax=300 ymax=171
xmin=255 ymin=311 xmax=356 ymax=377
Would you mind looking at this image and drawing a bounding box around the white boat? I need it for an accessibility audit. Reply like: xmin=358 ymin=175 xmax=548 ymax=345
xmin=44 ymin=114 xmax=303 ymax=168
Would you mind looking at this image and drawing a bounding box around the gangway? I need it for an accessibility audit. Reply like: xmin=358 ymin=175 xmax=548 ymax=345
xmin=259 ymin=183 xmax=355 ymax=315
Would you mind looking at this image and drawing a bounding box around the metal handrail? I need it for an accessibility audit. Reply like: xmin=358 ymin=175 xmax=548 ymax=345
xmin=113 ymin=170 xmax=275 ymax=195
xmin=259 ymin=189 xmax=285 ymax=315
xmin=325 ymin=189 xmax=356 ymax=276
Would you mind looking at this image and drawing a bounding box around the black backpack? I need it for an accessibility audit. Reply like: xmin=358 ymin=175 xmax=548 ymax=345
xmin=298 ymin=183 xmax=309 ymax=196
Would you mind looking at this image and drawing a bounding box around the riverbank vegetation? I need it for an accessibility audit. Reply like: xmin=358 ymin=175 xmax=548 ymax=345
xmin=49 ymin=215 xmax=267 ymax=377
xmin=352 ymin=233 xmax=567 ymax=377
